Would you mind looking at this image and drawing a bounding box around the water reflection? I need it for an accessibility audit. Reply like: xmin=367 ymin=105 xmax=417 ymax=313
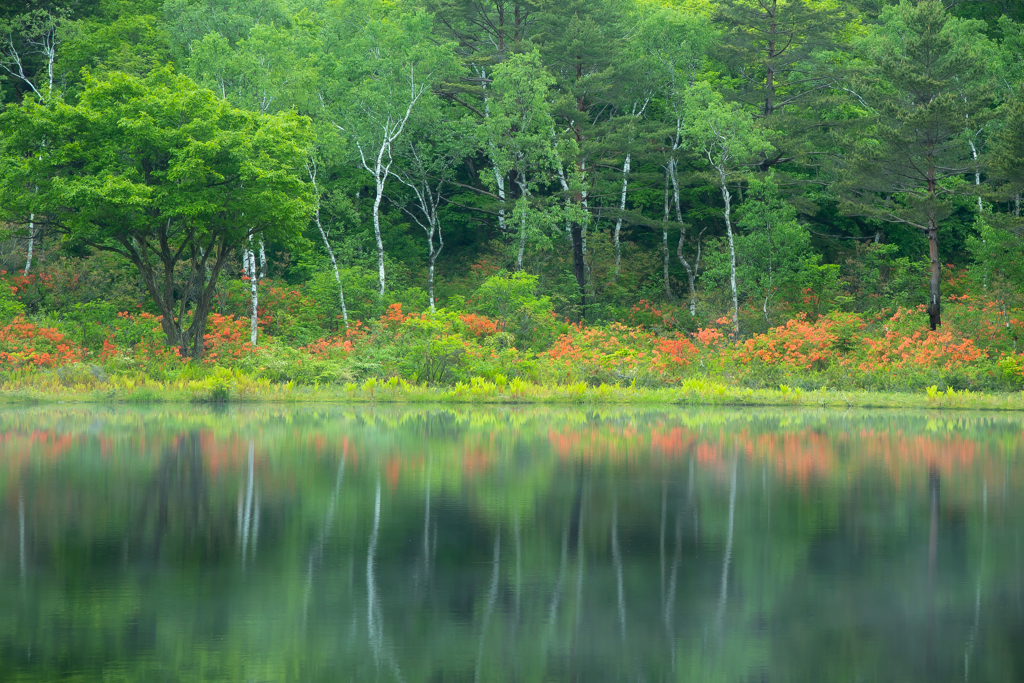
xmin=0 ymin=406 xmax=1022 ymax=681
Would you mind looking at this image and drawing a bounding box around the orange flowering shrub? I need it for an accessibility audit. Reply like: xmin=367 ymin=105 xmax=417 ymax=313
xmin=459 ymin=313 xmax=499 ymax=337
xmin=739 ymin=315 xmax=840 ymax=370
xmin=546 ymin=323 xmax=697 ymax=385
xmin=860 ymin=328 xmax=985 ymax=371
xmin=0 ymin=317 xmax=86 ymax=368
xmin=379 ymin=303 xmax=410 ymax=329
xmin=201 ymin=314 xmax=255 ymax=365
xmin=303 ymin=321 xmax=367 ymax=359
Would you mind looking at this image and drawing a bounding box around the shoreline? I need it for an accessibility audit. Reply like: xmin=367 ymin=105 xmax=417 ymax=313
xmin=2 ymin=377 xmax=1022 ymax=411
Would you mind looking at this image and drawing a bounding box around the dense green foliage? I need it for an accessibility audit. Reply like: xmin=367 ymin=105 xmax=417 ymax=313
xmin=1 ymin=0 xmax=1024 ymax=392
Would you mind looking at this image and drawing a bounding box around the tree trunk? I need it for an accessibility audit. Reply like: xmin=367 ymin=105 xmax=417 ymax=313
xmin=248 ymin=240 xmax=259 ymax=346
xmin=969 ymin=139 xmax=982 ymax=214
xmin=480 ymin=69 xmax=509 ymax=235
xmin=719 ymin=170 xmax=739 ymax=335
xmin=373 ymin=178 xmax=386 ymax=297
xmin=310 ymin=162 xmax=348 ymax=329
xmin=677 ymin=231 xmax=697 ymax=316
xmin=427 ymin=236 xmax=438 ymax=313
xmin=571 ymin=221 xmax=586 ymax=316
xmin=23 ymin=214 xmax=34 ymax=275
xmin=613 ymin=153 xmax=630 ymax=277
xmin=669 ymin=159 xmax=696 ymax=314
xmin=927 ymin=219 xmax=941 ymax=330
xmin=663 ymin=228 xmax=674 ymax=302
xmin=662 ymin=172 xmax=675 ymax=301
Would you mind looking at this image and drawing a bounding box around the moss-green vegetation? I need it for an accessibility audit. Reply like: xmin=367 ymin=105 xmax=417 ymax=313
xmin=3 ymin=366 xmax=1023 ymax=411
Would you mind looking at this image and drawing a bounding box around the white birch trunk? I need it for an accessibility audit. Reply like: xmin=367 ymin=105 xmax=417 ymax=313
xmin=372 ymin=175 xmax=387 ymax=297
xmin=717 ymin=167 xmax=739 ymax=336
xmin=258 ymin=240 xmax=267 ymax=279
xmin=24 ymin=215 xmax=34 ymax=275
xmin=669 ymin=159 xmax=697 ymax=315
xmin=308 ymin=162 xmax=348 ymax=328
xmin=517 ymin=209 xmax=528 ymax=270
xmin=613 ymin=154 xmax=630 ymax=277
xmin=515 ymin=174 xmax=530 ymax=270
xmin=248 ymin=237 xmax=259 ymax=346
xmin=581 ymin=159 xmax=590 ymax=285
xmin=969 ymin=139 xmax=983 ymax=214
xmin=662 ymin=172 xmax=674 ymax=301
xmin=480 ymin=68 xmax=508 ymax=234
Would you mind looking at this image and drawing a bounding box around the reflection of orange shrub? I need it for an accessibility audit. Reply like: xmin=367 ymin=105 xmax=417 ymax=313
xmin=0 ymin=317 xmax=86 ymax=368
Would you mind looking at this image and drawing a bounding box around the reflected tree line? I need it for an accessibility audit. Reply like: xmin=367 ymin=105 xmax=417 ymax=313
xmin=0 ymin=409 xmax=1022 ymax=681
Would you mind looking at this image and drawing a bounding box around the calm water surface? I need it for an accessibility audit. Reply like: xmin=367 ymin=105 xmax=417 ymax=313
xmin=0 ymin=406 xmax=1022 ymax=682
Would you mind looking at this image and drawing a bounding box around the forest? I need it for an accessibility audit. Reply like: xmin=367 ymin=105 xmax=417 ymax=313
xmin=1 ymin=0 xmax=1024 ymax=397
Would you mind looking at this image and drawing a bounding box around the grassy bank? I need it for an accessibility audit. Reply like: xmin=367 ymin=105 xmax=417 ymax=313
xmin=2 ymin=368 xmax=1023 ymax=411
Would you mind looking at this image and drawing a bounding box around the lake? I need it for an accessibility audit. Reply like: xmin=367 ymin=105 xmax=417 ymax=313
xmin=0 ymin=406 xmax=1021 ymax=682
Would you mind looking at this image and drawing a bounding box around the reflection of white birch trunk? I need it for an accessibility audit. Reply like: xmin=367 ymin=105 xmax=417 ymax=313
xmin=612 ymin=496 xmax=626 ymax=643
xmin=367 ymin=479 xmax=384 ymax=668
xmin=19 ymin=493 xmax=25 ymax=581
xmin=715 ymin=456 xmax=738 ymax=632
xmin=544 ymin=518 xmax=570 ymax=650
xmin=475 ymin=531 xmax=501 ymax=683
xmin=665 ymin=509 xmax=682 ymax=671
xmin=574 ymin=492 xmax=585 ymax=632
xmin=964 ymin=480 xmax=987 ymax=680
xmin=241 ymin=441 xmax=257 ymax=569
xmin=514 ymin=511 xmax=522 ymax=620
xmin=660 ymin=481 xmax=667 ymax=603
xmin=303 ymin=456 xmax=345 ymax=629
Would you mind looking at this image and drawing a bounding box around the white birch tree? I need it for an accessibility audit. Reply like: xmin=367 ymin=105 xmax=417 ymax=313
xmin=1 ymin=10 xmax=63 ymax=276
xmin=685 ymin=82 xmax=771 ymax=336
xmin=306 ymin=158 xmax=349 ymax=329
xmin=324 ymin=11 xmax=456 ymax=297
xmin=393 ymin=109 xmax=469 ymax=312
xmin=481 ymin=51 xmax=564 ymax=270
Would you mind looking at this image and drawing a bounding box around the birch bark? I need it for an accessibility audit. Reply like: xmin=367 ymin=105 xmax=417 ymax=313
xmin=307 ymin=162 xmax=348 ymax=328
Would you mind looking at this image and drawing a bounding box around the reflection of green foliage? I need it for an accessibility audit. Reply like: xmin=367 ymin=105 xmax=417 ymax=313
xmin=0 ymin=406 xmax=1020 ymax=682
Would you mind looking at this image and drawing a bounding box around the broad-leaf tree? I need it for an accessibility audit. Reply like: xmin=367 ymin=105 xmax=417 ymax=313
xmin=0 ymin=68 xmax=313 ymax=359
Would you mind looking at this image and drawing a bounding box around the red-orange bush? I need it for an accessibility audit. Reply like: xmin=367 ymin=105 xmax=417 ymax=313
xmin=0 ymin=317 xmax=86 ymax=368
